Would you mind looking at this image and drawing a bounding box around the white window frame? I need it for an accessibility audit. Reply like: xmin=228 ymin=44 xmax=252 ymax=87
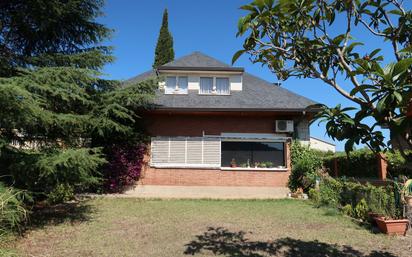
xmin=165 ymin=76 xmax=188 ymax=95
xmin=199 ymin=76 xmax=230 ymax=95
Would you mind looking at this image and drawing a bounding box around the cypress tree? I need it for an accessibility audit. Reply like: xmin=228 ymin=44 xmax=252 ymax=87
xmin=153 ymin=9 xmax=175 ymax=68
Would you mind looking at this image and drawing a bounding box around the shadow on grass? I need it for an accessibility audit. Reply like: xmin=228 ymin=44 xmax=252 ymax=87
xmin=28 ymin=200 xmax=95 ymax=229
xmin=184 ymin=227 xmax=397 ymax=257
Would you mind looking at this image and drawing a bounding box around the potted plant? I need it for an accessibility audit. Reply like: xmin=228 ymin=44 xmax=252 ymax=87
xmin=374 ymin=217 xmax=409 ymax=236
xmin=230 ymin=158 xmax=237 ymax=168
xmin=373 ymin=181 xmax=410 ymax=236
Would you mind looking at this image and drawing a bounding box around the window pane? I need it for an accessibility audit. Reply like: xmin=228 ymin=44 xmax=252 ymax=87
xmin=216 ymin=77 xmax=230 ymax=94
xmin=252 ymin=142 xmax=284 ymax=167
xmin=221 ymin=142 xmax=253 ymax=167
xmin=200 ymin=77 xmax=213 ymax=94
xmin=178 ymin=76 xmax=188 ymax=93
xmin=165 ymin=76 xmax=176 ymax=94
xmin=221 ymin=141 xmax=285 ymax=168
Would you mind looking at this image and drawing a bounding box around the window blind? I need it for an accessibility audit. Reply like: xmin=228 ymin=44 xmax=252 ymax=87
xmin=151 ymin=137 xmax=221 ymax=167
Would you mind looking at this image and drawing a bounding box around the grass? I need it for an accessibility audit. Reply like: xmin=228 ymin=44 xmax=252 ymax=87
xmin=7 ymin=198 xmax=412 ymax=257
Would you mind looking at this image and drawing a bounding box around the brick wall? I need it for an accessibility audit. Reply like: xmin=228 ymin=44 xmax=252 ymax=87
xmin=139 ymin=168 xmax=290 ymax=187
xmin=139 ymin=111 xmax=298 ymax=187
xmin=143 ymin=111 xmax=308 ymax=137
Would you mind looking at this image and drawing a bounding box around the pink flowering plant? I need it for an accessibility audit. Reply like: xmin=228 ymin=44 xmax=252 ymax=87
xmin=104 ymin=143 xmax=146 ymax=193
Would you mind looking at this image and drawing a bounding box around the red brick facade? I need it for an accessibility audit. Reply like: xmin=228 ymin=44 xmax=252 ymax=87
xmin=139 ymin=111 xmax=302 ymax=187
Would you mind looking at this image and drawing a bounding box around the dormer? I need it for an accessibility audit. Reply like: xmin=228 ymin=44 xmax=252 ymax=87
xmin=156 ymin=52 xmax=244 ymax=95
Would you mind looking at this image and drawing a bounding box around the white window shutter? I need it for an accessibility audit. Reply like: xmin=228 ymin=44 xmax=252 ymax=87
xmin=169 ymin=138 xmax=186 ymax=164
xmin=151 ymin=137 xmax=221 ymax=167
xmin=186 ymin=138 xmax=203 ymax=164
xmin=203 ymin=138 xmax=221 ymax=165
xmin=151 ymin=138 xmax=169 ymax=164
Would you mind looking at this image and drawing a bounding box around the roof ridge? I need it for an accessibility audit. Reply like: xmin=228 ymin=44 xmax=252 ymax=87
xmin=161 ymin=51 xmax=231 ymax=68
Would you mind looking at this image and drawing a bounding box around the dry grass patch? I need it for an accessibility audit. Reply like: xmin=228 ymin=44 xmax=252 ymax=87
xmin=9 ymin=198 xmax=412 ymax=257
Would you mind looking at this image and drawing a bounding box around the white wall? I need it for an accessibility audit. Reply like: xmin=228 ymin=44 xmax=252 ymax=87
xmin=309 ymin=137 xmax=336 ymax=152
xmin=159 ymin=73 xmax=243 ymax=92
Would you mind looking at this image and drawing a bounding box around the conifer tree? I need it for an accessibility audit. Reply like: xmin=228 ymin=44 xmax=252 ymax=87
xmin=153 ymin=9 xmax=175 ymax=68
xmin=0 ymin=0 xmax=155 ymax=201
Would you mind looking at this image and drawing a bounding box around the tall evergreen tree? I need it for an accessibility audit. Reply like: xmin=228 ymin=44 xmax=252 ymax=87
xmin=0 ymin=0 xmax=155 ymax=202
xmin=153 ymin=9 xmax=174 ymax=68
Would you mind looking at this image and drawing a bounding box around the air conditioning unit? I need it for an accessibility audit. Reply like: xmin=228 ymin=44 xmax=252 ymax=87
xmin=275 ymin=120 xmax=294 ymax=133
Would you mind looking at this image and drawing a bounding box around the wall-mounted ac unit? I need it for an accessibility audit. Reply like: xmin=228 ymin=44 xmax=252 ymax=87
xmin=275 ymin=120 xmax=294 ymax=133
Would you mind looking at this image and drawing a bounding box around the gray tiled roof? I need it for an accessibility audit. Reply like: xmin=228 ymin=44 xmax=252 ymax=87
xmin=125 ymin=52 xmax=317 ymax=111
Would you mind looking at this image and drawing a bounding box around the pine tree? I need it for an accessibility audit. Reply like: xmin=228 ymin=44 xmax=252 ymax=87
xmin=0 ymin=0 xmax=156 ymax=201
xmin=153 ymin=9 xmax=175 ymax=68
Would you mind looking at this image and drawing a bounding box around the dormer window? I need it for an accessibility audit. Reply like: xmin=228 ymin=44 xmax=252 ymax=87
xmin=200 ymin=77 xmax=230 ymax=95
xmin=165 ymin=76 xmax=188 ymax=94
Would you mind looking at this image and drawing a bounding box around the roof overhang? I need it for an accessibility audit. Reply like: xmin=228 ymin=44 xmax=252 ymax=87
xmin=146 ymin=106 xmax=321 ymax=114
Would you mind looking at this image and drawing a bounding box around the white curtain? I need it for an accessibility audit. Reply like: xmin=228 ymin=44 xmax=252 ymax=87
xmin=216 ymin=78 xmax=230 ymax=94
xmin=165 ymin=76 xmax=176 ymax=94
xmin=200 ymin=77 xmax=213 ymax=94
xmin=177 ymin=76 xmax=188 ymax=93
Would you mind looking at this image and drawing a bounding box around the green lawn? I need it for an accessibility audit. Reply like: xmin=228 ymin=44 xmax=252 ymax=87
xmin=9 ymin=198 xmax=412 ymax=256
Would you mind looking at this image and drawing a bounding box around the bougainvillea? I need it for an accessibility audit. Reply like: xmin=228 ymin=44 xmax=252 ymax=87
xmin=104 ymin=143 xmax=146 ymax=193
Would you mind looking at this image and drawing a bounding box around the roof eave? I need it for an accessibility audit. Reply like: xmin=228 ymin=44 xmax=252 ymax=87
xmin=148 ymin=106 xmax=321 ymax=113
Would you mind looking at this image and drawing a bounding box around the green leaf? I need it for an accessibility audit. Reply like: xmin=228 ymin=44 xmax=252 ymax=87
xmin=232 ymin=50 xmax=246 ymax=64
xmin=393 ymin=91 xmax=402 ymax=103
xmin=393 ymin=58 xmax=412 ymax=77
xmin=350 ymin=85 xmax=373 ymax=96
xmin=369 ymin=48 xmax=381 ymax=58
xmin=376 ymin=95 xmax=388 ymax=113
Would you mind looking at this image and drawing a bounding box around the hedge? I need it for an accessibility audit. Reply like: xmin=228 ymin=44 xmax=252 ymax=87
xmin=323 ymin=150 xmax=412 ymax=179
xmin=309 ymin=177 xmax=402 ymax=220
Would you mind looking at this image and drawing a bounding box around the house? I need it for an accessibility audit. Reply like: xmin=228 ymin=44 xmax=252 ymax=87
xmin=127 ymin=52 xmax=318 ymax=187
xmin=309 ymin=137 xmax=336 ymax=153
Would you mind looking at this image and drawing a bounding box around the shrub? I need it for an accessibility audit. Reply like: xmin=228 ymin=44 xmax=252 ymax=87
xmin=341 ymin=204 xmax=353 ymax=216
xmin=354 ymin=199 xmax=368 ymax=220
xmin=314 ymin=176 xmax=401 ymax=220
xmin=386 ymin=151 xmax=412 ymax=178
xmin=0 ymin=183 xmax=27 ymax=234
xmin=104 ymin=143 xmax=146 ymax=193
xmin=288 ymin=141 xmax=322 ymax=192
xmin=323 ymin=150 xmax=377 ymax=178
xmin=323 ymin=149 xmax=412 ymax=179
xmin=318 ymin=177 xmax=342 ymax=208
xmin=0 ymin=147 xmax=106 ymax=203
xmin=47 ymin=184 xmax=74 ymax=204
xmin=308 ymin=188 xmax=320 ymax=204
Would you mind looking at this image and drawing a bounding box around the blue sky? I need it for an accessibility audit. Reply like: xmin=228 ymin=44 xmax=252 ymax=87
xmin=99 ymin=0 xmax=405 ymax=151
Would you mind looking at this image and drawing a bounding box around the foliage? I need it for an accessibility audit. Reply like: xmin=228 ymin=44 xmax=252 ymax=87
xmin=353 ymin=199 xmax=368 ymax=219
xmin=312 ymin=176 xmax=401 ymax=220
xmin=0 ymin=0 xmax=156 ymax=202
xmin=104 ymin=143 xmax=146 ymax=193
xmin=323 ymin=149 xmax=377 ymax=178
xmin=0 ymin=183 xmax=27 ymax=234
xmin=153 ymin=9 xmax=174 ymax=68
xmin=288 ymin=141 xmax=323 ymax=192
xmin=323 ymin=149 xmax=412 ymax=178
xmin=403 ymin=179 xmax=412 ymax=196
xmin=386 ymin=150 xmax=412 ymax=177
xmin=1 ymin=147 xmax=106 ymax=201
xmin=47 ymin=184 xmax=75 ymax=205
xmin=235 ymin=0 xmax=412 ymax=157
xmin=341 ymin=204 xmax=353 ymax=217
